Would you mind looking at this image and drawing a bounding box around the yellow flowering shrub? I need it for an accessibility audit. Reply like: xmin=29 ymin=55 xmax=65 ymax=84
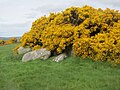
xmin=5 ymin=38 xmax=17 ymax=45
xmin=15 ymin=5 xmax=120 ymax=64
xmin=0 ymin=38 xmax=17 ymax=46
xmin=0 ymin=40 xmax=5 ymax=46
xmin=13 ymin=45 xmax=21 ymax=54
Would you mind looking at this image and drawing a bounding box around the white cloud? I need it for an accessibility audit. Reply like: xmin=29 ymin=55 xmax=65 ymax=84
xmin=0 ymin=21 xmax=31 ymax=37
xmin=0 ymin=0 xmax=120 ymax=37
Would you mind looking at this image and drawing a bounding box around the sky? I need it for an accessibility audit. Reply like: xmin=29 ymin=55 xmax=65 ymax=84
xmin=0 ymin=0 xmax=120 ymax=37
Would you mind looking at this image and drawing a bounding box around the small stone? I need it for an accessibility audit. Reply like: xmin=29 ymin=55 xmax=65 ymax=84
xmin=53 ymin=53 xmax=67 ymax=62
xmin=18 ymin=47 xmax=31 ymax=54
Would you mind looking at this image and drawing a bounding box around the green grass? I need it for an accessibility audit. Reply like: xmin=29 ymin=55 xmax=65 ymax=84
xmin=0 ymin=44 xmax=120 ymax=90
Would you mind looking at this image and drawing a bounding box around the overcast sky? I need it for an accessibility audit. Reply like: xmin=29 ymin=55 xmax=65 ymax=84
xmin=0 ymin=0 xmax=120 ymax=37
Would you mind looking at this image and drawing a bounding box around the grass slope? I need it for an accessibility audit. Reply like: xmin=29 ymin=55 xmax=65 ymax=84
xmin=0 ymin=44 xmax=120 ymax=90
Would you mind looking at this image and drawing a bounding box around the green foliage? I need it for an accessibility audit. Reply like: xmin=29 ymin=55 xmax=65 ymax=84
xmin=17 ymin=5 xmax=120 ymax=64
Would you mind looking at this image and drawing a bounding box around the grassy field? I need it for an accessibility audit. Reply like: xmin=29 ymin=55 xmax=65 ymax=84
xmin=0 ymin=44 xmax=120 ymax=90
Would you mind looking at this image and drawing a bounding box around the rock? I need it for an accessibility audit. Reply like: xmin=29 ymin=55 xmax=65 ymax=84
xmin=53 ymin=53 xmax=67 ymax=62
xmin=18 ymin=47 xmax=31 ymax=54
xmin=22 ymin=48 xmax=51 ymax=62
xmin=22 ymin=51 xmax=34 ymax=62
xmin=70 ymin=49 xmax=75 ymax=56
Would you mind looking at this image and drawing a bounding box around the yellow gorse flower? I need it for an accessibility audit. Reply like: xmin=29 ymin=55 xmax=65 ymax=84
xmin=15 ymin=5 xmax=120 ymax=64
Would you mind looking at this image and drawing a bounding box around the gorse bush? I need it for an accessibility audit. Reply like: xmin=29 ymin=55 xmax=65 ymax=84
xmin=0 ymin=38 xmax=17 ymax=46
xmin=16 ymin=5 xmax=120 ymax=64
xmin=5 ymin=38 xmax=17 ymax=45
xmin=0 ymin=40 xmax=5 ymax=46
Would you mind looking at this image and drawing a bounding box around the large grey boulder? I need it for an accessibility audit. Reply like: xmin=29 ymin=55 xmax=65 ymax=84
xmin=18 ymin=47 xmax=31 ymax=54
xmin=22 ymin=48 xmax=51 ymax=62
xmin=53 ymin=53 xmax=67 ymax=62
